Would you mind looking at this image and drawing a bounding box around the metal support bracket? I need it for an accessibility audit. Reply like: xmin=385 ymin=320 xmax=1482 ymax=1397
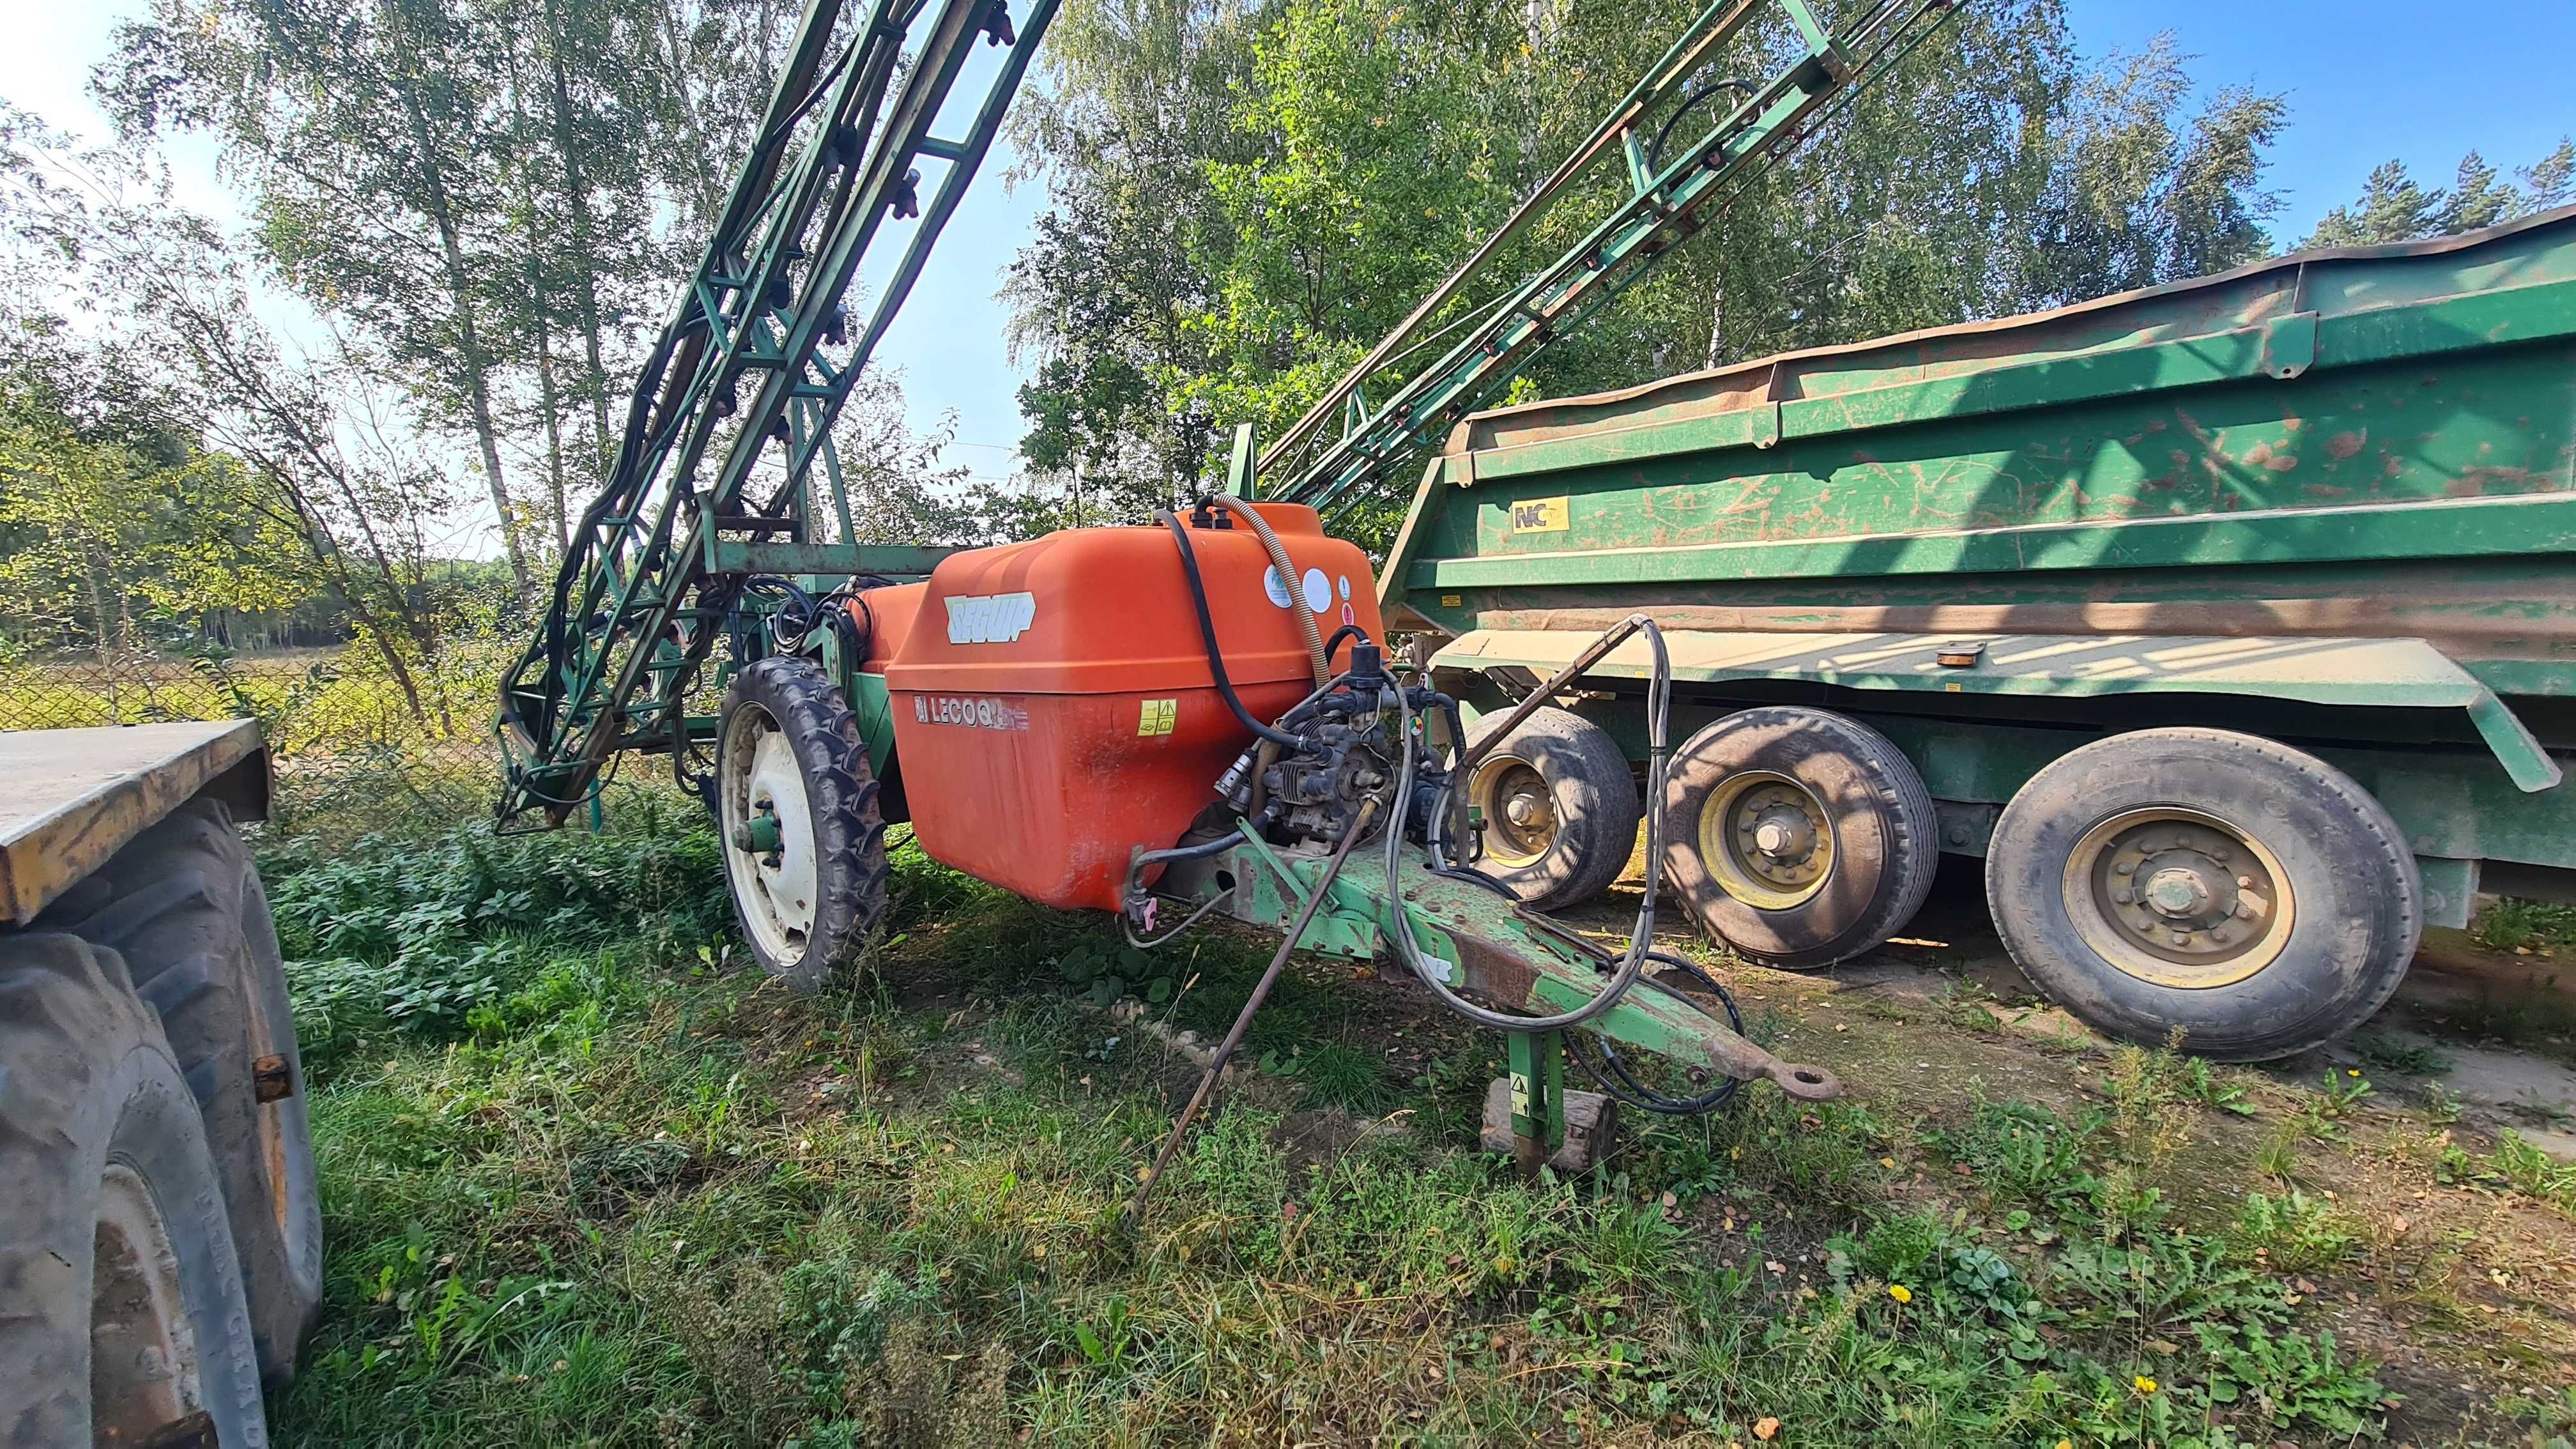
xmin=1194 ymin=837 xmax=1840 ymax=1100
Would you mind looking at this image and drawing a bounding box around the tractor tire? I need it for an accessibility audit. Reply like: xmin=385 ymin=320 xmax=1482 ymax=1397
xmin=716 ymin=656 xmax=891 ymax=991
xmin=1661 ymin=707 xmax=1939 ymax=970
xmin=33 ymin=800 xmax=321 ymax=1387
xmin=1462 ymin=705 xmax=1642 ymax=910
xmin=0 ymin=931 xmax=269 ymax=1446
xmin=1985 ymin=728 xmax=2421 ymax=1061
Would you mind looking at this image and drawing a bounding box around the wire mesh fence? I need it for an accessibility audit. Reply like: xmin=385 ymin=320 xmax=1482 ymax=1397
xmin=0 ymin=638 xmax=696 ymax=843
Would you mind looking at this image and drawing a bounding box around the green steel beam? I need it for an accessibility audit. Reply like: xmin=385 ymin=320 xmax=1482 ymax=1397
xmin=1264 ymin=0 xmax=1959 ymax=524
xmin=1411 ymin=494 xmax=2576 ymax=591
xmin=703 ymin=540 xmax=957 ymax=577
xmin=1210 ymin=834 xmax=1837 ymax=1097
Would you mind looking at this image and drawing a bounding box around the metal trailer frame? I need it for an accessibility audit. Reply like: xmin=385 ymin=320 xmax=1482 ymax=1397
xmin=1383 ymin=206 xmax=2576 ymax=928
xmin=0 ymin=721 xmax=270 ymax=925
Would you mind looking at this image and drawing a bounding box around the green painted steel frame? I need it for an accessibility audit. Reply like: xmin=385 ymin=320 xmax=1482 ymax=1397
xmin=1379 ymin=211 xmax=2576 ymax=676
xmin=1379 ymin=211 xmax=2576 ymax=910
xmin=1208 ymin=824 xmax=1801 ymax=1091
xmin=496 ymin=0 xmax=1058 ymax=826
xmin=1433 ymin=627 xmax=2561 ymax=790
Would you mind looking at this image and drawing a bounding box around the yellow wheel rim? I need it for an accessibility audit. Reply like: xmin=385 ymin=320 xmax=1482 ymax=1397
xmin=2060 ymin=806 xmax=2296 ymax=989
xmin=1469 ymin=755 xmax=1557 ymax=868
xmin=1696 ymin=770 xmax=1834 ymax=910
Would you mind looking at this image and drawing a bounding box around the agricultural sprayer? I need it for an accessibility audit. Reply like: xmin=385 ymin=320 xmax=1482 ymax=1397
xmin=494 ymin=0 xmax=1961 ymax=1165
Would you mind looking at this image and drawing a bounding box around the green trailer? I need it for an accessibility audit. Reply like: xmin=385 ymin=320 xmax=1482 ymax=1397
xmin=1383 ymin=205 xmax=2576 ymax=1059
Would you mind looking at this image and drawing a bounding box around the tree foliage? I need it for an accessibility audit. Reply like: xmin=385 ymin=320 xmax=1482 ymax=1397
xmin=2301 ymin=139 xmax=2575 ymax=249
xmin=92 ymin=0 xmax=964 ymax=601
xmin=1006 ymin=1 xmax=2298 ymax=532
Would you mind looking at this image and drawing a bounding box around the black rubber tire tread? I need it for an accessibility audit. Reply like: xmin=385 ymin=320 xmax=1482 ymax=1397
xmin=1661 ymin=707 xmax=1940 ymax=970
xmin=0 ymin=932 xmax=268 ymax=1446
xmin=721 ymin=656 xmax=891 ymax=992
xmin=1462 ymin=705 xmax=1643 ymax=910
xmin=31 ymin=799 xmax=321 ymax=1386
xmin=1984 ymin=727 xmax=2421 ymax=1062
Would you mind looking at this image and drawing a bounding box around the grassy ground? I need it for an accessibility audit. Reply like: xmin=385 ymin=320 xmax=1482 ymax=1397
xmin=258 ymin=824 xmax=2576 ymax=1447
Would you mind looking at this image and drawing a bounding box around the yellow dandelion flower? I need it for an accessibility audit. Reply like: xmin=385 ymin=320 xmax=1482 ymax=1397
xmin=1887 ymin=1284 xmax=1912 ymax=1303
xmin=2133 ymin=1374 xmax=2159 ymax=1394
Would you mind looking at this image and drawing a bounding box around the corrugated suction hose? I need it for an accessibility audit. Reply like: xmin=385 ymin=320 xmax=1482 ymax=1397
xmin=1204 ymin=493 xmax=1330 ymax=687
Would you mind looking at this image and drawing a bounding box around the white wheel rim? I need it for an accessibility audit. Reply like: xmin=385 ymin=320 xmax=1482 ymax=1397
xmin=721 ymin=703 xmax=820 ymax=967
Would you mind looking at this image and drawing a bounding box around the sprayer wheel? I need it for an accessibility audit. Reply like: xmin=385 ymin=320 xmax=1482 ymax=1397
xmin=1462 ymin=705 xmax=1641 ymax=910
xmin=1662 ymin=707 xmax=1938 ymax=970
xmin=716 ymin=657 xmax=889 ymax=992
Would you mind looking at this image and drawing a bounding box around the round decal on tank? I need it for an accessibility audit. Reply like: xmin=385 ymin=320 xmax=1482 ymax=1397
xmin=1262 ymin=565 xmax=1293 ymax=608
xmin=1338 ymin=574 xmax=1352 ymax=601
xmin=1302 ymin=567 xmax=1333 ymax=614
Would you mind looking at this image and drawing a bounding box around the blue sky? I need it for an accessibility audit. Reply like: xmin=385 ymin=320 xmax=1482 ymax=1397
xmin=820 ymin=0 xmax=2576 ymax=479
xmin=5 ymin=1 xmax=2572 ymax=500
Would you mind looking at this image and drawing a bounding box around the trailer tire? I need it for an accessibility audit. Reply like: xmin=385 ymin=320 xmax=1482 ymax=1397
xmin=0 ymin=932 xmax=268 ymax=1446
xmin=1985 ymin=728 xmax=2419 ymax=1061
xmin=32 ymin=799 xmax=321 ymax=1386
xmin=1662 ymin=707 xmax=1938 ymax=970
xmin=717 ymin=656 xmax=889 ymax=991
xmin=1462 ymin=706 xmax=1641 ymax=910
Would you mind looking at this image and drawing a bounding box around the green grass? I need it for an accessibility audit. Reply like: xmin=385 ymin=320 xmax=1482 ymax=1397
xmin=264 ymin=825 xmax=2406 ymax=1446
xmin=2471 ymin=896 xmax=2576 ymax=953
xmin=2351 ymin=1033 xmax=2457 ymax=1077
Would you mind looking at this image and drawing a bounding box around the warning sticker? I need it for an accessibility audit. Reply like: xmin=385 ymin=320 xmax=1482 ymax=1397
xmin=1509 ymin=496 xmax=1570 ymax=533
xmin=1137 ymin=698 xmax=1178 ymax=737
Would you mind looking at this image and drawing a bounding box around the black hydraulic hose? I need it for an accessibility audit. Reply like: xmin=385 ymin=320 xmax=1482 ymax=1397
xmin=1566 ymin=952 xmax=1748 ymax=1115
xmin=1384 ymin=615 xmax=1673 ymax=1034
xmin=1155 ymin=510 xmax=1305 ymax=751
xmin=1322 ymin=623 xmax=1372 ymax=668
xmin=1135 ymin=834 xmax=1242 ymax=869
xmin=1645 ymin=75 xmax=1758 ymax=171
xmin=1432 ymin=863 xmax=1518 ymax=898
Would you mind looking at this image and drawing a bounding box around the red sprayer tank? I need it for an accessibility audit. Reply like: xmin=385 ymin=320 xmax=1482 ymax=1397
xmin=866 ymin=503 xmax=1383 ymax=910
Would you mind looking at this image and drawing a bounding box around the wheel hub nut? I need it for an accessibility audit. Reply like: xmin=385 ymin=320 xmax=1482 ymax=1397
xmin=1505 ymin=793 xmax=1547 ymax=827
xmin=2143 ymin=866 xmax=2211 ymax=917
xmin=1751 ymin=809 xmax=1815 ymax=859
xmin=732 ymin=812 xmax=785 ymax=855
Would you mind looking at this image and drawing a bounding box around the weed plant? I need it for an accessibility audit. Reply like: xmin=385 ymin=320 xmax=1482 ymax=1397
xmin=263 ymin=827 xmax=2409 ymax=1446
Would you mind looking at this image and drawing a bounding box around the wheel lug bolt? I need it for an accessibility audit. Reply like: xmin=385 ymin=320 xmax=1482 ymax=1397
xmin=2170 ymin=930 xmax=2191 ymax=945
xmin=2113 ymin=889 xmax=2134 ymax=903
xmin=2235 ymin=875 xmax=2253 ymax=888
xmin=2112 ymin=860 xmax=2134 ymax=876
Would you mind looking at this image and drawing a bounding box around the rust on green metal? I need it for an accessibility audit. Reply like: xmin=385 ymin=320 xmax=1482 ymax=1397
xmin=1213 ymin=834 xmax=1838 ymax=1096
xmin=1383 ymin=208 xmax=2576 ymax=694
xmin=1434 ymin=627 xmax=2559 ymax=790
